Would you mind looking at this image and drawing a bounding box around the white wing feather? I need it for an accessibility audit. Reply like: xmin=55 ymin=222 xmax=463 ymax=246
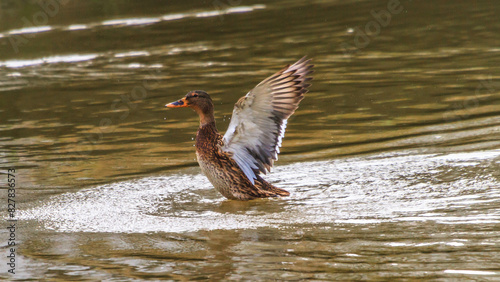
xmin=222 ymin=57 xmax=313 ymax=184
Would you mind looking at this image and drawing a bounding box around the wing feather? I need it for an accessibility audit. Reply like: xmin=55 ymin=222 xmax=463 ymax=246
xmin=222 ymin=56 xmax=314 ymax=184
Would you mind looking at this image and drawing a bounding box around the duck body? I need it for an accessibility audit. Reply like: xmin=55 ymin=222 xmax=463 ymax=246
xmin=195 ymin=122 xmax=289 ymax=200
xmin=166 ymin=57 xmax=313 ymax=201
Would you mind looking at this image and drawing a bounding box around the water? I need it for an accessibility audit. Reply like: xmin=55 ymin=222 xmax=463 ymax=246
xmin=1 ymin=0 xmax=500 ymax=280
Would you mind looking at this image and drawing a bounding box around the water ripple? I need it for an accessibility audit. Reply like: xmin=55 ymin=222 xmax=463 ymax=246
xmin=8 ymin=25 xmax=52 ymax=35
xmin=17 ymin=150 xmax=500 ymax=233
xmin=0 ymin=53 xmax=99 ymax=68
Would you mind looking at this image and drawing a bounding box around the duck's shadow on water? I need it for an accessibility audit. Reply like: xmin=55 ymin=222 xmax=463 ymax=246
xmin=17 ymin=151 xmax=500 ymax=233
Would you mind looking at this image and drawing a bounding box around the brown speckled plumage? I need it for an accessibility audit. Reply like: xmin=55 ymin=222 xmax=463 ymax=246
xmin=195 ymin=122 xmax=289 ymax=200
xmin=166 ymin=57 xmax=313 ymax=200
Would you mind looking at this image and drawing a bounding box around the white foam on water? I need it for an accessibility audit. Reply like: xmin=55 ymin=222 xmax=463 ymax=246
xmin=17 ymin=150 xmax=500 ymax=233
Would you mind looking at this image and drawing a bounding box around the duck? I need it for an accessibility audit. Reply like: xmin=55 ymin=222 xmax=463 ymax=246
xmin=166 ymin=57 xmax=313 ymax=200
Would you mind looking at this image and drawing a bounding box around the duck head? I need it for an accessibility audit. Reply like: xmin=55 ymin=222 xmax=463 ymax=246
xmin=166 ymin=90 xmax=215 ymax=125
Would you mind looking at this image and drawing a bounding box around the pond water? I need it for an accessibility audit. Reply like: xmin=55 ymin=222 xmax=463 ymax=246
xmin=1 ymin=0 xmax=500 ymax=280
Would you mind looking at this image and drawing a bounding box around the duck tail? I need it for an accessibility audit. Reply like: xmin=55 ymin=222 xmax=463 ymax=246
xmin=255 ymin=176 xmax=290 ymax=197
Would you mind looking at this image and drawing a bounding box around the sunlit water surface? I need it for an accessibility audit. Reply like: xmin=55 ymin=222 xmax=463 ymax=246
xmin=1 ymin=0 xmax=500 ymax=280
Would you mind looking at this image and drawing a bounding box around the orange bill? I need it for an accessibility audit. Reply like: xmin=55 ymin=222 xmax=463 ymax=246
xmin=165 ymin=97 xmax=188 ymax=108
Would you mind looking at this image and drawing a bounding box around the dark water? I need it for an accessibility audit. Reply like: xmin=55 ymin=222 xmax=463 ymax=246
xmin=1 ymin=0 xmax=500 ymax=280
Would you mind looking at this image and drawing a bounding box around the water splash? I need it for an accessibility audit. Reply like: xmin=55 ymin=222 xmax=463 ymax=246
xmin=18 ymin=150 xmax=500 ymax=233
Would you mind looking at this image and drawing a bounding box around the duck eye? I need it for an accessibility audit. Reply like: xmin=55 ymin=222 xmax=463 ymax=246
xmin=192 ymin=94 xmax=199 ymax=97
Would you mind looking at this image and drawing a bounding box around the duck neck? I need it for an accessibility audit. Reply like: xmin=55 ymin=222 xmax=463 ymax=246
xmin=196 ymin=120 xmax=219 ymax=151
xmin=194 ymin=107 xmax=215 ymax=127
xmin=199 ymin=113 xmax=215 ymax=127
xmin=197 ymin=120 xmax=217 ymax=134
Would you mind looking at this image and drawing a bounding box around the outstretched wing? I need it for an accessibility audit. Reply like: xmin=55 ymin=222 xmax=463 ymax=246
xmin=222 ymin=56 xmax=313 ymax=184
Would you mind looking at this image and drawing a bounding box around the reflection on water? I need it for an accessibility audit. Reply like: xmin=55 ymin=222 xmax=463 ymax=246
xmin=1 ymin=0 xmax=500 ymax=280
xmin=0 ymin=53 xmax=99 ymax=68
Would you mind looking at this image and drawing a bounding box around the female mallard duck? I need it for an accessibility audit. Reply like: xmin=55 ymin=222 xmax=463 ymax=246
xmin=166 ymin=57 xmax=313 ymax=200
